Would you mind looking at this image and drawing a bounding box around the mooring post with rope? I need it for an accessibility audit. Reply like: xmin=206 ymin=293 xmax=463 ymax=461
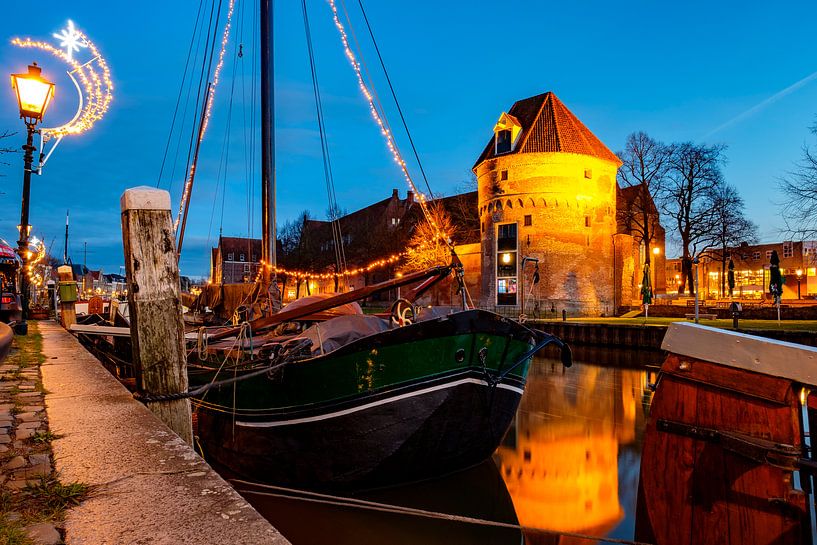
xmin=121 ymin=187 xmax=193 ymax=445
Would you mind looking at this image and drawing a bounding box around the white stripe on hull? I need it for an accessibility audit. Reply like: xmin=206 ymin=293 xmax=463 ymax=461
xmin=236 ymin=377 xmax=524 ymax=429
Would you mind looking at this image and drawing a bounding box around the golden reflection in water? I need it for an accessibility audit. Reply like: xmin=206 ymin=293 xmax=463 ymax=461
xmin=495 ymin=357 xmax=649 ymax=537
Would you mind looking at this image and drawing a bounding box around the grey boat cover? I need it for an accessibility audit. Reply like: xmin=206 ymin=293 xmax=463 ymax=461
xmin=297 ymin=314 xmax=390 ymax=355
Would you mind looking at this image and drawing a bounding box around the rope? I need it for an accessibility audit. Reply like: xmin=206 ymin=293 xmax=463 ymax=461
xmin=135 ymin=339 xmax=310 ymax=404
xmin=232 ymin=480 xmax=653 ymax=545
xmin=353 ymin=0 xmax=434 ymax=201
xmin=156 ymin=0 xmax=206 ymax=189
xmin=197 ymin=326 xmax=209 ymax=360
xmin=301 ymin=0 xmax=347 ymax=276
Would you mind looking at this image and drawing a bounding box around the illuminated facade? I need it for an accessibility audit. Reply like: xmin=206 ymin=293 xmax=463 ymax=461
xmin=667 ymin=240 xmax=817 ymax=299
xmin=474 ymin=92 xmax=658 ymax=315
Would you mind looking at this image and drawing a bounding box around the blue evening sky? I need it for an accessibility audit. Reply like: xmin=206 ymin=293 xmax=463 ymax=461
xmin=1 ymin=1 xmax=816 ymax=277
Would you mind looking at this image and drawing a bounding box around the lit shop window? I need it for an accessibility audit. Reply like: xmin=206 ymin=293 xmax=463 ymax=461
xmin=496 ymin=222 xmax=518 ymax=306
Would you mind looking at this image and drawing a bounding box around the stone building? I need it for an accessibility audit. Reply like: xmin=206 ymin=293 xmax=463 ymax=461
xmin=209 ymin=236 xmax=262 ymax=284
xmin=298 ymin=189 xmax=480 ymax=304
xmin=473 ymin=92 xmax=656 ymax=316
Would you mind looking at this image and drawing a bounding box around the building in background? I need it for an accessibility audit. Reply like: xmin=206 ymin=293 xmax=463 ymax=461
xmin=473 ymin=92 xmax=663 ymax=316
xmin=209 ymin=236 xmax=263 ymax=284
xmin=665 ymin=240 xmax=817 ymax=299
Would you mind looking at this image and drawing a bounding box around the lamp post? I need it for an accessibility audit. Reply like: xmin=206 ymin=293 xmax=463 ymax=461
xmin=796 ymin=269 xmax=803 ymax=300
xmin=693 ymin=256 xmax=700 ymax=324
xmin=10 ymin=62 xmax=55 ymax=334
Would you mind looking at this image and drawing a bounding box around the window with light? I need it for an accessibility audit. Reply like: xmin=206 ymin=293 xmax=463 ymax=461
xmin=496 ymin=223 xmax=518 ymax=306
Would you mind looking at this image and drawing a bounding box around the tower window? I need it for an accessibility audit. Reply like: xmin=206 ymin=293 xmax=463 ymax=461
xmin=584 ymin=168 xmax=592 ymax=179
xmin=495 ymin=130 xmax=512 ymax=154
xmin=496 ymin=223 xmax=518 ymax=306
xmin=524 ymin=215 xmax=532 ymax=226
xmin=584 ymin=216 xmax=591 ymax=227
xmin=500 ymin=170 xmax=509 ymax=181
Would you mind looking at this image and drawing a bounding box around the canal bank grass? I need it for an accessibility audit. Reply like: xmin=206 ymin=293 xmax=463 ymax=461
xmin=536 ymin=317 xmax=817 ymax=332
xmin=0 ymin=323 xmax=90 ymax=545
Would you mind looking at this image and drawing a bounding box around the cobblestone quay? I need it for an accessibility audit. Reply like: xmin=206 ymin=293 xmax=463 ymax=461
xmin=0 ymin=321 xmax=291 ymax=545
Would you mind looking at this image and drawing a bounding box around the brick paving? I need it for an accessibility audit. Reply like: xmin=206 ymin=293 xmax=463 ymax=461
xmin=0 ymin=324 xmax=60 ymax=544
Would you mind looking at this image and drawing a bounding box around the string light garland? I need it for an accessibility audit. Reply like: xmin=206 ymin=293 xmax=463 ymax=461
xmin=254 ymin=253 xmax=403 ymax=281
xmin=23 ymin=237 xmax=47 ymax=289
xmin=12 ymin=20 xmax=113 ymax=138
xmin=174 ymin=0 xmax=236 ymax=233
xmin=326 ymin=0 xmax=449 ymax=244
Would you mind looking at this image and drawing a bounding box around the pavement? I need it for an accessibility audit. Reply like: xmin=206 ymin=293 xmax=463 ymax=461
xmin=37 ymin=320 xmax=291 ymax=545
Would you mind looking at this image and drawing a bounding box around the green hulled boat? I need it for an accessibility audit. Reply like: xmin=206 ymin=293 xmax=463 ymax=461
xmin=191 ymin=303 xmax=568 ymax=490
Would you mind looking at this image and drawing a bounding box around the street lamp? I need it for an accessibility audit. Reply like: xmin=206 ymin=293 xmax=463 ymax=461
xmin=10 ymin=62 xmax=55 ymax=334
xmin=796 ymin=269 xmax=803 ymax=300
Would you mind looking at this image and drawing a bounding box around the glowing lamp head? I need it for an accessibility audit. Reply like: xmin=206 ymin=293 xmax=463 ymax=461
xmin=796 ymin=269 xmax=803 ymax=278
xmin=502 ymin=252 xmax=512 ymax=264
xmin=653 ymin=247 xmax=660 ymax=255
xmin=10 ymin=63 xmax=55 ymax=124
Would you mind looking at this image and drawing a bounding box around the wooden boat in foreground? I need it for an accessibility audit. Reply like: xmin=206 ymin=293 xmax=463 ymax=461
xmin=636 ymin=322 xmax=817 ymax=545
xmin=189 ymin=264 xmax=572 ymax=490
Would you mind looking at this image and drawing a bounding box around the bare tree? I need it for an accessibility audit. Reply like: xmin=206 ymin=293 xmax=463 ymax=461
xmin=0 ymin=131 xmax=17 ymax=176
xmin=279 ymin=210 xmax=318 ymax=298
xmin=706 ymin=184 xmax=758 ymax=296
xmin=779 ymin=122 xmax=817 ymax=238
xmin=402 ymin=203 xmax=457 ymax=272
xmin=660 ymin=142 xmax=726 ymax=295
xmin=616 ymin=132 xmax=673 ymax=266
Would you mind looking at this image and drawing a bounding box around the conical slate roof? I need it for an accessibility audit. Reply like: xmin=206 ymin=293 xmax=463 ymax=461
xmin=474 ymin=92 xmax=621 ymax=167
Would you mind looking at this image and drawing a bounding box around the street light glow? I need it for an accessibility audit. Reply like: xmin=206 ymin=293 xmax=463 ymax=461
xmin=10 ymin=63 xmax=54 ymax=124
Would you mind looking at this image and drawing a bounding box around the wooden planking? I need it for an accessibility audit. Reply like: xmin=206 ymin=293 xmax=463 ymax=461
xmin=69 ymin=324 xmax=131 ymax=337
xmin=661 ymin=354 xmax=793 ymax=406
xmin=662 ymin=322 xmax=817 ymax=386
xmin=637 ymin=354 xmax=809 ymax=545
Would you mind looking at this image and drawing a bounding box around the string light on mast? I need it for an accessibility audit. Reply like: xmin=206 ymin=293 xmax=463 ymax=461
xmin=326 ymin=0 xmax=448 ymax=244
xmin=174 ymin=0 xmax=237 ymax=234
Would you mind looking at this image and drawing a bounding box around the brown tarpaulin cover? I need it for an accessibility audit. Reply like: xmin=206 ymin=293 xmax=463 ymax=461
xmin=190 ymin=283 xmax=258 ymax=319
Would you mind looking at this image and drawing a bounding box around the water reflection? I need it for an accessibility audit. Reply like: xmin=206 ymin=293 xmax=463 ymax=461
xmin=496 ymin=354 xmax=655 ymax=542
xmin=241 ymin=348 xmax=660 ymax=544
xmin=238 ymin=460 xmax=523 ymax=545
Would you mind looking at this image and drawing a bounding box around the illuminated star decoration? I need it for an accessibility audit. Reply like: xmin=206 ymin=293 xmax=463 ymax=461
xmin=52 ymin=20 xmax=87 ymax=61
xmin=12 ymin=20 xmax=113 ymax=138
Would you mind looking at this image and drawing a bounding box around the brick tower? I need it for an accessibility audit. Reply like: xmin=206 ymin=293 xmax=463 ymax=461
xmin=473 ymin=92 xmax=622 ymax=316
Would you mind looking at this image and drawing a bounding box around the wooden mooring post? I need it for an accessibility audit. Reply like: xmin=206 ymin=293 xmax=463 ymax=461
xmin=121 ymin=187 xmax=192 ymax=444
xmin=56 ymin=264 xmax=77 ymax=330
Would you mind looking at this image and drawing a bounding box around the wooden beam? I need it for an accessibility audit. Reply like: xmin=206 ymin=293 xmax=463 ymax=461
xmin=70 ymin=324 xmax=131 ymax=337
xmin=121 ymin=187 xmax=192 ymax=445
xmin=206 ymin=265 xmax=452 ymax=343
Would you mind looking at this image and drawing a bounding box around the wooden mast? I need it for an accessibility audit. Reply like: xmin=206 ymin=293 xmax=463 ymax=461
xmin=260 ymin=0 xmax=276 ymax=276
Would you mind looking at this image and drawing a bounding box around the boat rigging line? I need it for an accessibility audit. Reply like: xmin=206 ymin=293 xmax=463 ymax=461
xmin=232 ymin=480 xmax=654 ymax=545
xmin=325 ymin=0 xmax=447 ymax=245
xmin=176 ymin=0 xmax=237 ymax=258
xmin=352 ymin=0 xmax=435 ymax=202
xmin=301 ymin=0 xmax=348 ymax=280
xmin=156 ymin=0 xmax=206 ymax=189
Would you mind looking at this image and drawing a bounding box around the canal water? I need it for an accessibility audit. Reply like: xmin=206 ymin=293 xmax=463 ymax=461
xmin=236 ymin=347 xmax=661 ymax=544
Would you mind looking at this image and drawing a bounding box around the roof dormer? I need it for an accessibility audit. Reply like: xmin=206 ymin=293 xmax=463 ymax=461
xmin=493 ymin=112 xmax=523 ymax=155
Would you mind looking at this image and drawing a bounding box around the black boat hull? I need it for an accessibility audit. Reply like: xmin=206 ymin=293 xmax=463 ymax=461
xmin=198 ymin=370 xmax=524 ymax=490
